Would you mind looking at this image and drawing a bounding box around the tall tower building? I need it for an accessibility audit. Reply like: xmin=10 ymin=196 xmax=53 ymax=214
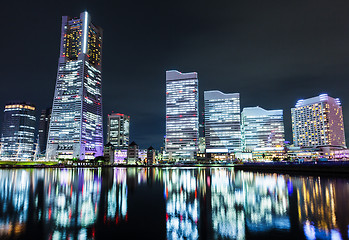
xmin=241 ymin=106 xmax=285 ymax=151
xmin=165 ymin=70 xmax=199 ymax=161
xmin=107 ymin=113 xmax=130 ymax=149
xmin=204 ymin=90 xmax=241 ymax=153
xmin=1 ymin=102 xmax=36 ymax=161
xmin=291 ymin=94 xmax=346 ymax=148
xmin=38 ymin=107 xmax=51 ymax=154
xmin=47 ymin=12 xmax=103 ymax=160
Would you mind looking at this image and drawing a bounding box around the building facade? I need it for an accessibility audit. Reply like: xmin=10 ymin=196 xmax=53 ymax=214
xmin=107 ymin=113 xmax=130 ymax=149
xmin=103 ymin=142 xmax=115 ymax=163
xmin=165 ymin=70 xmax=199 ymax=160
xmin=38 ymin=107 xmax=51 ymax=154
xmin=241 ymin=106 xmax=285 ymax=151
xmin=127 ymin=141 xmax=139 ymax=164
xmin=1 ymin=102 xmax=36 ymax=161
xmin=147 ymin=146 xmax=155 ymax=165
xmin=204 ymin=90 xmax=241 ymax=153
xmin=291 ymin=94 xmax=346 ymax=148
xmin=47 ymin=12 xmax=104 ymax=160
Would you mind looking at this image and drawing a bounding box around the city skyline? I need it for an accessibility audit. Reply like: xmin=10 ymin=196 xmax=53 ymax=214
xmin=0 ymin=2 xmax=349 ymax=239
xmin=1 ymin=1 xmax=349 ymax=149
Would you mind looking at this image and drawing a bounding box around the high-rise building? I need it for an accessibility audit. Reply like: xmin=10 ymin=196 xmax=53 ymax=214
xmin=1 ymin=102 xmax=36 ymax=160
xmin=38 ymin=107 xmax=51 ymax=154
xmin=47 ymin=12 xmax=103 ymax=160
xmin=107 ymin=113 xmax=130 ymax=149
xmin=241 ymin=106 xmax=285 ymax=151
xmin=291 ymin=94 xmax=346 ymax=148
xmin=204 ymin=90 xmax=241 ymax=153
xmin=165 ymin=70 xmax=199 ymax=161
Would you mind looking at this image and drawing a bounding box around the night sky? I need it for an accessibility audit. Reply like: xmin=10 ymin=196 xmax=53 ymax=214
xmin=1 ymin=0 xmax=349 ymax=149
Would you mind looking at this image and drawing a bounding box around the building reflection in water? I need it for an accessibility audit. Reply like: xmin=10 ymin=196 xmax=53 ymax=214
xmin=0 ymin=167 xmax=349 ymax=239
xmin=106 ymin=168 xmax=127 ymax=223
xmin=294 ymin=176 xmax=349 ymax=240
xmin=48 ymin=168 xmax=102 ymax=239
xmin=242 ymin=172 xmax=289 ymax=232
xmin=210 ymin=168 xmax=245 ymax=239
xmin=163 ymin=168 xmax=290 ymax=239
xmin=163 ymin=168 xmax=199 ymax=239
xmin=0 ymin=170 xmax=30 ymax=238
xmin=0 ymin=168 xmax=130 ymax=240
xmin=209 ymin=169 xmax=289 ymax=239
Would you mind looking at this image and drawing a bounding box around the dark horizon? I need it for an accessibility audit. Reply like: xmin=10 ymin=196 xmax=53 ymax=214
xmin=1 ymin=0 xmax=349 ymax=149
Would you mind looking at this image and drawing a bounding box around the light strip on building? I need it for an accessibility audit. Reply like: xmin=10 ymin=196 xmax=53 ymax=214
xmin=319 ymin=93 xmax=328 ymax=102
xmin=83 ymin=11 xmax=88 ymax=54
xmin=206 ymin=149 xmax=229 ymax=153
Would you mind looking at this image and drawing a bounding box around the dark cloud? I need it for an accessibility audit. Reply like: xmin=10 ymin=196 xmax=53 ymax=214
xmin=1 ymin=0 xmax=349 ymax=148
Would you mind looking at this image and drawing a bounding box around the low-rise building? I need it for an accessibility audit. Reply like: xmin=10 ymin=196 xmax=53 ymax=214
xmin=103 ymin=142 xmax=115 ymax=163
xmin=127 ymin=141 xmax=139 ymax=164
xmin=147 ymin=146 xmax=155 ymax=165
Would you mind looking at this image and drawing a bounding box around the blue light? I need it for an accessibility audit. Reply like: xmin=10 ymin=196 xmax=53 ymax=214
xmin=287 ymin=180 xmax=293 ymax=196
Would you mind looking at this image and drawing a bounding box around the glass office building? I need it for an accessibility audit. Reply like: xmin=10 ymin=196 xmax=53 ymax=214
xmin=165 ymin=70 xmax=199 ymax=161
xmin=291 ymin=94 xmax=346 ymax=147
xmin=107 ymin=113 xmax=130 ymax=149
xmin=47 ymin=12 xmax=103 ymax=160
xmin=1 ymin=102 xmax=36 ymax=160
xmin=38 ymin=107 xmax=51 ymax=154
xmin=204 ymin=90 xmax=241 ymax=153
xmin=241 ymin=106 xmax=285 ymax=151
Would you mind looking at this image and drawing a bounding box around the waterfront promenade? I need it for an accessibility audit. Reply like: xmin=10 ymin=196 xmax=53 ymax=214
xmin=1 ymin=160 xmax=349 ymax=174
xmin=233 ymin=161 xmax=349 ymax=174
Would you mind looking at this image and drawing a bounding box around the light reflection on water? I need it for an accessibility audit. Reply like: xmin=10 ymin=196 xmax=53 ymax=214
xmin=0 ymin=167 xmax=348 ymax=239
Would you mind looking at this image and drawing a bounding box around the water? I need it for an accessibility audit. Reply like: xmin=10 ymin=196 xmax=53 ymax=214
xmin=0 ymin=167 xmax=348 ymax=240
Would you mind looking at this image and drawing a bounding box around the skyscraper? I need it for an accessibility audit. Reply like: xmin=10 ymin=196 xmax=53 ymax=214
xmin=107 ymin=113 xmax=130 ymax=149
xmin=165 ymin=70 xmax=199 ymax=161
xmin=291 ymin=94 xmax=346 ymax=148
xmin=204 ymin=90 xmax=241 ymax=153
xmin=38 ymin=107 xmax=51 ymax=154
xmin=241 ymin=106 xmax=285 ymax=151
xmin=1 ymin=102 xmax=36 ymax=161
xmin=47 ymin=12 xmax=103 ymax=160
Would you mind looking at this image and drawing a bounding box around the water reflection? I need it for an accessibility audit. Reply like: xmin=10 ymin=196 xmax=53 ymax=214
xmin=0 ymin=167 xmax=348 ymax=239
xmin=164 ymin=169 xmax=199 ymax=239
xmin=295 ymin=176 xmax=349 ymax=240
xmin=210 ymin=169 xmax=245 ymax=239
xmin=243 ymin=172 xmax=290 ymax=233
xmin=0 ymin=170 xmax=29 ymax=238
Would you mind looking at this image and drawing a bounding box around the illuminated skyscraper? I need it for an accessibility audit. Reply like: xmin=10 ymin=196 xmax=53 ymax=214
xmin=1 ymin=102 xmax=36 ymax=160
xmin=38 ymin=107 xmax=51 ymax=154
xmin=165 ymin=70 xmax=198 ymax=161
xmin=47 ymin=12 xmax=103 ymax=160
xmin=291 ymin=94 xmax=346 ymax=147
xmin=241 ymin=106 xmax=285 ymax=151
xmin=107 ymin=113 xmax=130 ymax=149
xmin=204 ymin=90 xmax=241 ymax=153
